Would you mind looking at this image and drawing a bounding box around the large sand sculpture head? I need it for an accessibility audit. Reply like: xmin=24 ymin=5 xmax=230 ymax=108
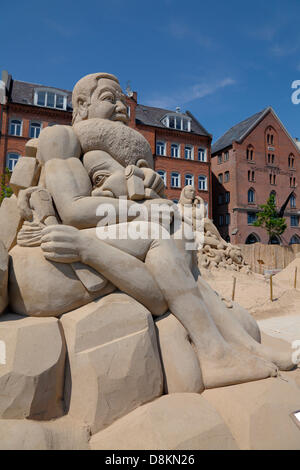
xmin=72 ymin=73 xmax=154 ymax=169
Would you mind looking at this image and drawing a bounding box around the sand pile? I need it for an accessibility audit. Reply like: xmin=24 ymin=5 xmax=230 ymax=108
xmin=202 ymin=264 xmax=300 ymax=320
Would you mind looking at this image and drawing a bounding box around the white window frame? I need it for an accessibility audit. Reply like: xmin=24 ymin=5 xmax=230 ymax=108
xmin=29 ymin=121 xmax=42 ymax=139
xmin=9 ymin=118 xmax=22 ymax=136
xmin=198 ymin=175 xmax=207 ymax=191
xmin=156 ymin=141 xmax=166 ymax=156
xmin=34 ymin=88 xmax=68 ymax=110
xmin=6 ymin=152 xmax=20 ymax=172
xmin=184 ymin=145 xmax=194 ymax=160
xmin=185 ymin=174 xmax=194 ymax=186
xmin=171 ymin=172 xmax=181 ymax=188
xmin=171 ymin=143 xmax=180 ymax=158
xmin=161 ymin=114 xmax=191 ymax=132
xmin=157 ymin=170 xmax=167 ymax=187
xmin=198 ymin=147 xmax=207 ymax=162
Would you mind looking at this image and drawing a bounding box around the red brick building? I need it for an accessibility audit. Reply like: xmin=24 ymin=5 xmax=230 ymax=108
xmin=0 ymin=71 xmax=212 ymax=214
xmin=211 ymin=107 xmax=300 ymax=245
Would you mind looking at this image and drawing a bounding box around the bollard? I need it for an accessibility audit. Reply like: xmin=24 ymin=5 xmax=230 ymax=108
xmin=270 ymin=274 xmax=273 ymax=302
xmin=232 ymin=276 xmax=236 ymax=301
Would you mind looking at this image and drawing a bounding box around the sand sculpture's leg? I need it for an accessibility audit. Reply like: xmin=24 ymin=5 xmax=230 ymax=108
xmin=80 ymin=223 xmax=278 ymax=389
xmin=197 ymin=277 xmax=295 ymax=371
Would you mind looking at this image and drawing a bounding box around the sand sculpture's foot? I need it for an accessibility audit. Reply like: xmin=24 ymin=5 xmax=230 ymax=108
xmin=196 ymin=343 xmax=278 ymax=389
xmin=245 ymin=337 xmax=295 ymax=371
xmin=213 ymin=314 xmax=296 ymax=372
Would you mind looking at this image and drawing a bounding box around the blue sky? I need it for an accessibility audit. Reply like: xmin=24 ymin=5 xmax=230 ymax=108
xmin=1 ymin=0 xmax=300 ymax=142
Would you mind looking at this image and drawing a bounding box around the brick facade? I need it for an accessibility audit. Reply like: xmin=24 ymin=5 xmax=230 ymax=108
xmin=212 ymin=108 xmax=300 ymax=245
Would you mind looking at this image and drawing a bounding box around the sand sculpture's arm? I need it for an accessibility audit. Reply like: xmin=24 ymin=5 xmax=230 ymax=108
xmin=41 ymin=225 xmax=167 ymax=316
xmin=45 ymin=158 xmax=136 ymax=229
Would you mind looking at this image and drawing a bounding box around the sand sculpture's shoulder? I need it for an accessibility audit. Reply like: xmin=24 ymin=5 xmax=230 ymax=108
xmin=37 ymin=125 xmax=82 ymax=165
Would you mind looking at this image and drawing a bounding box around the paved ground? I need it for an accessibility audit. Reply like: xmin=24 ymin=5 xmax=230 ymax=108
xmin=258 ymin=314 xmax=300 ymax=344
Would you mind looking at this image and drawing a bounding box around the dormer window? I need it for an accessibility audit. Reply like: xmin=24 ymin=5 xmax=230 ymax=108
xmin=34 ymin=88 xmax=67 ymax=110
xmin=161 ymin=113 xmax=191 ymax=132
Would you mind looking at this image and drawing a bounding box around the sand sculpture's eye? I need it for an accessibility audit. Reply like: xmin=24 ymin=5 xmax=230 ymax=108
xmin=93 ymin=172 xmax=110 ymax=187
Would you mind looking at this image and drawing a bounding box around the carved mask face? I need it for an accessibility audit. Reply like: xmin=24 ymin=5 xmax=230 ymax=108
xmin=87 ymin=78 xmax=129 ymax=124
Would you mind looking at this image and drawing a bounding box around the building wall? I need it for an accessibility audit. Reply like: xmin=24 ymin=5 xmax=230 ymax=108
xmin=0 ymin=103 xmax=71 ymax=170
xmin=212 ymin=111 xmax=300 ymax=245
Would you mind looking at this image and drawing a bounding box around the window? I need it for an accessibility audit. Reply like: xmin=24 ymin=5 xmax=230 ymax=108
xmin=161 ymin=114 xmax=191 ymax=132
xmin=224 ymin=151 xmax=229 ymax=161
xmin=6 ymin=153 xmax=20 ymax=172
xmin=270 ymin=174 xmax=276 ymax=185
xmin=34 ymin=89 xmax=67 ymax=110
xmin=198 ymin=175 xmax=207 ymax=191
xmin=171 ymin=172 xmax=181 ymax=188
xmin=248 ymin=170 xmax=255 ymax=182
xmin=171 ymin=143 xmax=180 ymax=158
xmin=247 ymin=145 xmax=254 ymax=161
xmin=268 ymin=153 xmax=275 ymax=164
xmin=156 ymin=141 xmax=166 ymax=156
xmin=218 ymin=194 xmax=223 ymax=205
xmin=248 ymin=188 xmax=255 ymax=204
xmin=219 ymin=215 xmax=224 ymax=226
xmin=185 ymin=174 xmax=194 ymax=186
xmin=290 ymin=176 xmax=296 ymax=188
xmin=198 ymin=148 xmax=207 ymax=162
xmin=267 ymin=131 xmax=274 ymax=145
xmin=126 ymin=105 xmax=131 ymax=118
xmin=291 ymin=215 xmax=299 ymax=227
xmin=157 ymin=170 xmax=167 ymax=187
xmin=290 ymin=235 xmax=300 ymax=244
xmin=225 ymin=191 xmax=230 ymax=203
xmin=225 ymin=213 xmax=230 ymax=225
xmin=218 ymin=173 xmax=223 ymax=184
xmin=289 ymin=154 xmax=295 ymax=168
xmin=9 ymin=119 xmax=22 ymax=136
xmin=247 ymin=212 xmax=257 ymax=225
xmin=218 ymin=155 xmax=222 ymax=164
xmin=224 ymin=171 xmax=230 ymax=183
xmin=29 ymin=122 xmax=42 ymax=139
xmin=291 ymin=194 xmax=296 ymax=208
xmin=184 ymin=145 xmax=193 ymax=160
xmin=245 ymin=233 xmax=260 ymax=244
xmin=270 ymin=190 xmax=276 ymax=205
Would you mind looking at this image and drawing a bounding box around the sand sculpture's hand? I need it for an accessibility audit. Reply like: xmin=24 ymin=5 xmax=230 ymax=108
xmin=40 ymin=225 xmax=84 ymax=264
xmin=18 ymin=186 xmax=41 ymax=222
xmin=141 ymin=168 xmax=165 ymax=198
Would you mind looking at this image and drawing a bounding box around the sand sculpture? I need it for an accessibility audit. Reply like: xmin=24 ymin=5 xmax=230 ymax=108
xmin=0 ymin=73 xmax=299 ymax=450
xmin=178 ymin=186 xmax=249 ymax=272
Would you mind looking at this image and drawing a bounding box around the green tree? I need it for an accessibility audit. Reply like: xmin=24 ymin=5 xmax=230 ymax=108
xmin=0 ymin=168 xmax=13 ymax=205
xmin=253 ymin=193 xmax=287 ymax=242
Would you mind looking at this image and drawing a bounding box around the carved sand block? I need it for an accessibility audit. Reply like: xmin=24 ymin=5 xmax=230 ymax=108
xmin=61 ymin=292 xmax=163 ymax=435
xmin=9 ymin=157 xmax=40 ymax=196
xmin=155 ymin=313 xmax=203 ymax=394
xmin=0 ymin=241 xmax=8 ymax=314
xmin=90 ymin=393 xmax=239 ymax=450
xmin=0 ymin=416 xmax=90 ymax=450
xmin=25 ymin=138 xmax=38 ymax=158
xmin=0 ymin=314 xmax=66 ymax=420
xmin=203 ymin=377 xmax=300 ymax=450
xmin=0 ymin=195 xmax=23 ymax=251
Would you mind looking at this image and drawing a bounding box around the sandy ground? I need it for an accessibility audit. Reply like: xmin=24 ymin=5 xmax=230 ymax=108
xmin=202 ymin=258 xmax=300 ymax=321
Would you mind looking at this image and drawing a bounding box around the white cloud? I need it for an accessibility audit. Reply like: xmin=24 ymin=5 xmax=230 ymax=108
xmin=145 ymin=78 xmax=236 ymax=109
xmin=166 ymin=20 xmax=213 ymax=49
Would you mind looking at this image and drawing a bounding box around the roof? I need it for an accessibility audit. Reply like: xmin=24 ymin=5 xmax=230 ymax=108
xmin=135 ymin=104 xmax=211 ymax=137
xmin=6 ymin=76 xmax=211 ymax=136
xmin=9 ymin=79 xmax=73 ymax=110
xmin=211 ymin=107 xmax=269 ymax=154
